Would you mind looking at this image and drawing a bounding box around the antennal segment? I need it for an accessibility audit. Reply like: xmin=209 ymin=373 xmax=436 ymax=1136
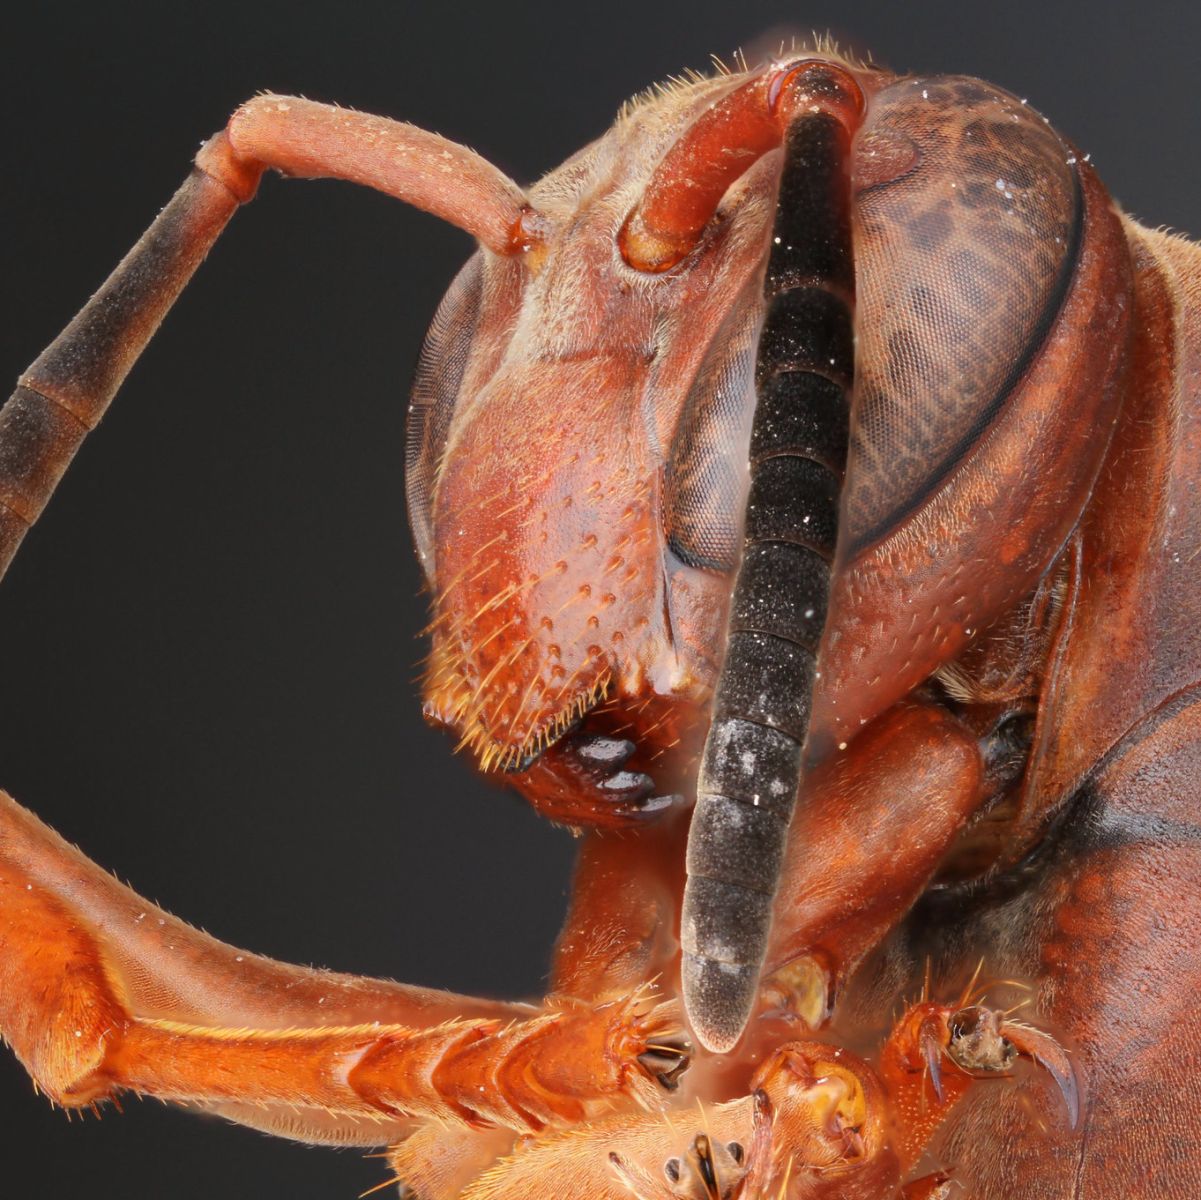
xmin=680 ymin=68 xmax=861 ymax=1053
xmin=226 ymin=95 xmax=541 ymax=255
xmin=619 ymin=61 xmax=862 ymax=273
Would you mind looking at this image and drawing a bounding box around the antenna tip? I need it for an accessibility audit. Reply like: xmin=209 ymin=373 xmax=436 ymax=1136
xmin=682 ymin=952 xmax=758 ymax=1053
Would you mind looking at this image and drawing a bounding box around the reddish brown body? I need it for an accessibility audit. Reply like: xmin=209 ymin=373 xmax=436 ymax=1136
xmin=1 ymin=44 xmax=1200 ymax=1200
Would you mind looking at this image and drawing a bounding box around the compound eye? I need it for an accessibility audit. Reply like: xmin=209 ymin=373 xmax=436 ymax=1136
xmin=405 ymin=253 xmax=484 ymax=586
xmin=663 ymin=282 xmax=759 ymax=572
xmin=727 ymin=1141 xmax=745 ymax=1165
xmin=664 ymin=1157 xmax=683 ymax=1183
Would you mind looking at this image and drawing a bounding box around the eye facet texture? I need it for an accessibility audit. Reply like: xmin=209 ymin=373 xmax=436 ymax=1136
xmin=405 ymin=253 xmax=484 ymax=585
xmin=846 ymin=75 xmax=1080 ymax=552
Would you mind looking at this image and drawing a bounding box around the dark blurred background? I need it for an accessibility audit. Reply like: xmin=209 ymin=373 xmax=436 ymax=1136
xmin=0 ymin=0 xmax=1196 ymax=1195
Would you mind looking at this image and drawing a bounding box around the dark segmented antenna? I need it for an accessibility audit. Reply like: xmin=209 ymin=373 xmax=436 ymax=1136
xmin=0 ymin=97 xmax=539 ymax=588
xmin=681 ymin=101 xmax=856 ymax=1053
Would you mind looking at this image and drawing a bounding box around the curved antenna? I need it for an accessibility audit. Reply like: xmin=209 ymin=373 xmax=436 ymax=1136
xmin=225 ymin=95 xmax=541 ymax=256
xmin=620 ymin=61 xmax=863 ymax=273
xmin=677 ymin=61 xmax=864 ymax=1053
xmin=0 ymin=94 xmax=543 ymax=587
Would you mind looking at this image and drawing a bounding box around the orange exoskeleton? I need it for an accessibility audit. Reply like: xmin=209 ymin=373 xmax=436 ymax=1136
xmin=2 ymin=36 xmax=1201 ymax=1200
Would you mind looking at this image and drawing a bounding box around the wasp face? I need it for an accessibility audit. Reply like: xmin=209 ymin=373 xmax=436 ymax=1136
xmin=408 ymin=46 xmax=1132 ymax=1050
xmin=408 ymin=72 xmax=777 ymax=801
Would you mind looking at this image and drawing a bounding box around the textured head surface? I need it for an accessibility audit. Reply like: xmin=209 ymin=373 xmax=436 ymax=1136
xmin=411 ymin=70 xmax=789 ymax=772
xmin=409 ymin=52 xmax=1130 ymax=804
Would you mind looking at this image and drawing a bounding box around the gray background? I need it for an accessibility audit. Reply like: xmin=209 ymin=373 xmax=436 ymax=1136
xmin=0 ymin=0 xmax=1196 ymax=1195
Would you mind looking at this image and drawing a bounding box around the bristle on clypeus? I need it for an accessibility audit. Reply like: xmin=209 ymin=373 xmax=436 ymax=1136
xmin=451 ymin=670 xmax=614 ymax=773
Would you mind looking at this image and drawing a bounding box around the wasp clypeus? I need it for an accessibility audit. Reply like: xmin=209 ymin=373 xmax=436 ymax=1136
xmin=1 ymin=37 xmax=1199 ymax=1200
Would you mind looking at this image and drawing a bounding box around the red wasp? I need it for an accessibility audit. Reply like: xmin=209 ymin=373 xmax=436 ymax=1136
xmin=2 ymin=40 xmax=1197 ymax=1199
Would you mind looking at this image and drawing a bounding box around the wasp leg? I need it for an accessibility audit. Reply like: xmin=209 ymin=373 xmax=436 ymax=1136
xmin=463 ymin=1040 xmax=902 ymax=1200
xmin=368 ymin=822 xmax=697 ymax=1196
xmin=377 ymin=820 xmax=696 ymax=1200
xmin=879 ymin=998 xmax=1076 ymax=1174
xmin=457 ymin=1101 xmax=752 ymax=1200
xmin=0 ymin=790 xmax=683 ymax=1139
xmin=385 ymin=1123 xmax=517 ymax=1200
